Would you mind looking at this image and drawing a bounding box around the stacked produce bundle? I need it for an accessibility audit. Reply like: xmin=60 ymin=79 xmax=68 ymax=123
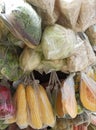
xmin=0 ymin=0 xmax=96 ymax=129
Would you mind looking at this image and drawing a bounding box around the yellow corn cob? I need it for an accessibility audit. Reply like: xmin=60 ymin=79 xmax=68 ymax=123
xmin=26 ymin=85 xmax=42 ymax=129
xmin=16 ymin=84 xmax=28 ymax=129
xmin=38 ymin=85 xmax=55 ymax=127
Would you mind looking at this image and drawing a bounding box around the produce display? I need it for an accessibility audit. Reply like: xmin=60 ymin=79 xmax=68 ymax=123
xmin=0 ymin=0 xmax=96 ymax=129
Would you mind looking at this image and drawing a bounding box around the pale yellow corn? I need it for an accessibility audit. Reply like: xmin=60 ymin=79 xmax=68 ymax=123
xmin=38 ymin=85 xmax=55 ymax=127
xmin=26 ymin=85 xmax=42 ymax=129
xmin=16 ymin=84 xmax=28 ymax=129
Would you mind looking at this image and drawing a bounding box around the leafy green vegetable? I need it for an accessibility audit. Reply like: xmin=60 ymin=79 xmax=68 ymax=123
xmin=0 ymin=120 xmax=8 ymax=130
xmin=0 ymin=45 xmax=23 ymax=81
xmin=8 ymin=2 xmax=42 ymax=48
xmin=7 ymin=33 xmax=25 ymax=48
xmin=41 ymin=24 xmax=77 ymax=60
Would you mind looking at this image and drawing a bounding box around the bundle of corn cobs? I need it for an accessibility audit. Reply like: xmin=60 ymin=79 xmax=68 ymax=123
xmin=5 ymin=81 xmax=55 ymax=129
xmin=0 ymin=0 xmax=96 ymax=129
